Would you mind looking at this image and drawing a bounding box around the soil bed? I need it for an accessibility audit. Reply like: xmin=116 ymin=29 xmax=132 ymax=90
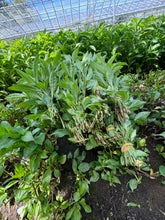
xmin=82 ymin=137 xmax=165 ymax=220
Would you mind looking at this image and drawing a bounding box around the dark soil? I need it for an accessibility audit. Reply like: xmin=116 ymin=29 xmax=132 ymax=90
xmin=1 ymin=137 xmax=165 ymax=220
xmin=82 ymin=137 xmax=165 ymax=220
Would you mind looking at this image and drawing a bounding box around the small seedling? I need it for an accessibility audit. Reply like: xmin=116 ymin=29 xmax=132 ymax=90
xmin=127 ymin=202 xmax=141 ymax=208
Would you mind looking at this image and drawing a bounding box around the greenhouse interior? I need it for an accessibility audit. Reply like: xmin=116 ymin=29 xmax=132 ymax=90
xmin=0 ymin=0 xmax=165 ymax=220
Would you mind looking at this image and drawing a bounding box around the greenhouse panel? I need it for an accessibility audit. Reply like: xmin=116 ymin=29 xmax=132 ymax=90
xmin=0 ymin=0 xmax=165 ymax=40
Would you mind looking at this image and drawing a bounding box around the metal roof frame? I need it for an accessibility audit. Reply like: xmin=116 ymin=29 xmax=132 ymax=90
xmin=0 ymin=0 xmax=165 ymax=40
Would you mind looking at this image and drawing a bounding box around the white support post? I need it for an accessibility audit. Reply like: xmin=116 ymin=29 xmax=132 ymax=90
xmin=113 ymin=0 xmax=116 ymax=24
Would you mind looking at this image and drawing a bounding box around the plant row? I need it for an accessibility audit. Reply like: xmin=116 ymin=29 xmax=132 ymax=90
xmin=0 ymin=14 xmax=165 ymax=97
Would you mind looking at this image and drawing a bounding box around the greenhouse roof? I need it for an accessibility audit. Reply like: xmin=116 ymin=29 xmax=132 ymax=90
xmin=0 ymin=0 xmax=165 ymax=40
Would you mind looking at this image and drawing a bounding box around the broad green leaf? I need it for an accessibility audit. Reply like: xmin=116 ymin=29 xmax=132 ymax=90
xmin=66 ymin=206 xmax=75 ymax=220
xmin=16 ymin=68 xmax=35 ymax=84
xmin=60 ymin=201 xmax=70 ymax=210
xmin=153 ymin=91 xmax=160 ymax=101
xmin=32 ymin=128 xmax=41 ymax=135
xmin=72 ymin=159 xmax=78 ymax=174
xmin=23 ymin=143 xmax=38 ymax=158
xmin=25 ymin=114 xmax=42 ymax=120
xmin=129 ymin=179 xmax=138 ymax=192
xmin=45 ymin=139 xmax=54 ymax=152
xmin=78 ymin=162 xmax=90 ymax=173
xmin=129 ymin=100 xmax=146 ymax=111
xmin=86 ymin=141 xmax=95 ymax=150
xmin=117 ymin=91 xmax=129 ymax=102
xmin=5 ymin=180 xmax=18 ymax=190
xmin=62 ymin=112 xmax=72 ymax=121
xmin=71 ymin=82 xmax=79 ymax=102
xmin=17 ymin=205 xmax=27 ymax=220
xmin=12 ymin=164 xmax=25 ymax=178
xmin=36 ymin=82 xmax=46 ymax=89
xmin=134 ymin=150 xmax=147 ymax=157
xmin=89 ymin=45 xmax=96 ymax=51
xmin=68 ymin=137 xmax=77 ymax=143
xmin=134 ymin=111 xmax=150 ymax=125
xmin=34 ymin=133 xmax=45 ymax=145
xmin=54 ymin=169 xmax=60 ymax=178
xmin=90 ymin=170 xmax=99 ymax=182
xmin=81 ymin=96 xmax=92 ymax=109
xmin=79 ymin=180 xmax=89 ymax=195
xmin=159 ymin=165 xmax=165 ymax=177
xmin=0 ymin=193 xmax=7 ymax=207
xmin=86 ymin=67 xmax=93 ymax=81
xmin=86 ymin=135 xmax=98 ymax=150
xmin=158 ymin=132 xmax=165 ymax=138
xmin=21 ymin=131 xmax=34 ymax=142
xmin=48 ymin=152 xmax=59 ymax=166
xmin=0 ymin=127 xmax=8 ymax=138
xmin=58 ymin=81 xmax=71 ymax=90
xmin=42 ymin=168 xmax=52 ymax=187
xmin=0 ymin=165 xmax=4 ymax=177
xmin=130 ymin=129 xmax=136 ymax=142
xmin=113 ymin=176 xmax=121 ymax=184
xmin=14 ymin=189 xmax=29 ymax=203
xmin=59 ymin=155 xmax=66 ymax=164
xmin=73 ymin=191 xmax=80 ymax=202
xmin=74 ymin=148 xmax=79 ymax=158
xmin=0 ymin=137 xmax=17 ymax=150
xmin=72 ymin=207 xmax=82 ymax=220
xmin=95 ymin=71 xmax=107 ymax=87
xmin=1 ymin=121 xmax=12 ymax=132
xmin=105 ymin=159 xmax=120 ymax=170
xmin=30 ymin=155 xmax=41 ymax=173
xmin=42 ymin=94 xmax=51 ymax=106
xmin=9 ymin=84 xmax=39 ymax=95
xmin=101 ymin=172 xmax=111 ymax=181
xmin=80 ymin=198 xmax=92 ymax=213
xmin=52 ymin=129 xmax=70 ymax=137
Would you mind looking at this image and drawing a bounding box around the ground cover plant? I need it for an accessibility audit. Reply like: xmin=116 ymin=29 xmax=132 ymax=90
xmin=0 ymin=14 xmax=165 ymax=219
